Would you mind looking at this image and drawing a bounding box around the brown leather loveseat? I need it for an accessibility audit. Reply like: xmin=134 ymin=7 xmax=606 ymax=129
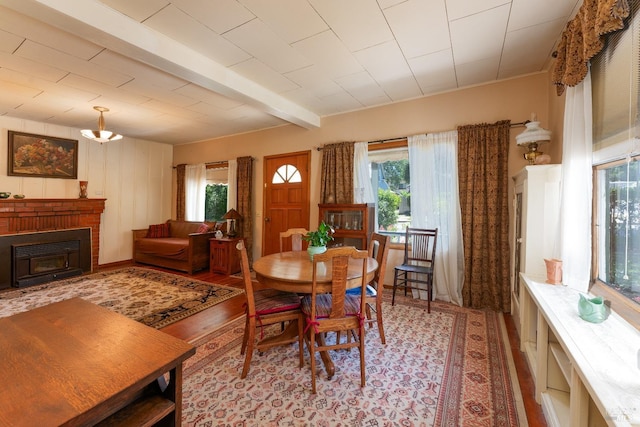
xmin=132 ymin=220 xmax=217 ymax=274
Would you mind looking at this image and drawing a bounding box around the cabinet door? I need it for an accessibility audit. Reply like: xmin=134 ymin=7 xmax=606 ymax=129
xmin=210 ymin=240 xmax=230 ymax=274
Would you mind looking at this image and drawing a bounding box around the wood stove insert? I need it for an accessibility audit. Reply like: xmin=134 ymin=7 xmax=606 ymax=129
xmin=0 ymin=228 xmax=92 ymax=289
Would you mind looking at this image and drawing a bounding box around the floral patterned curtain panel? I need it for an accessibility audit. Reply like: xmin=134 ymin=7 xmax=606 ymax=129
xmin=176 ymin=164 xmax=186 ymax=221
xmin=552 ymin=0 xmax=630 ymax=95
xmin=237 ymin=156 xmax=253 ymax=261
xmin=457 ymin=120 xmax=511 ymax=312
xmin=320 ymin=141 xmax=354 ymax=204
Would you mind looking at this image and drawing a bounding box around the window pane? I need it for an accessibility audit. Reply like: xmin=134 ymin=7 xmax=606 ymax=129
xmin=597 ymin=159 xmax=640 ymax=305
xmin=369 ymin=152 xmax=410 ymax=242
xmin=205 ymin=183 xmax=228 ymax=221
xmin=272 ymin=164 xmax=301 ymax=184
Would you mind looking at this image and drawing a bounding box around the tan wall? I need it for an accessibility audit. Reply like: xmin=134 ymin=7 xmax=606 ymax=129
xmin=174 ymin=72 xmax=555 ymax=260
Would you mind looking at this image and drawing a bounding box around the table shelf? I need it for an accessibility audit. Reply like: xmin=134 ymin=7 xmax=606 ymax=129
xmin=95 ymin=395 xmax=175 ymax=427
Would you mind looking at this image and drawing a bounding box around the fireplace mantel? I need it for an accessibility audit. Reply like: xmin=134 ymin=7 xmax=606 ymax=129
xmin=0 ymin=198 xmax=106 ymax=272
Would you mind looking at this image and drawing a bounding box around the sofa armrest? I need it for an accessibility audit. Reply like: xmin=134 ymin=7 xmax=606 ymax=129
xmin=132 ymin=229 xmax=148 ymax=240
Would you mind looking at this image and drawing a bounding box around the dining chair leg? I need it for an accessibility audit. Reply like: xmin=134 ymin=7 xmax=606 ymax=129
xmin=241 ymin=318 xmax=256 ymax=379
xmin=297 ymin=316 xmax=304 ymax=369
xmin=359 ymin=325 xmax=366 ymax=387
xmin=309 ymin=331 xmax=317 ymax=394
xmin=375 ymin=301 xmax=385 ymax=344
xmin=392 ymin=272 xmax=398 ymax=306
xmin=427 ymin=273 xmax=432 ymax=314
xmin=404 ymin=272 xmax=408 ymax=297
xmin=240 ymin=316 xmax=250 ymax=355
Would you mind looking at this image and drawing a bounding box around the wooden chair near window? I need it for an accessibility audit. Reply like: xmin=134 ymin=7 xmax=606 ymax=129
xmin=346 ymin=232 xmax=390 ymax=344
xmin=237 ymin=241 xmax=304 ymax=379
xmin=301 ymin=246 xmax=369 ymax=394
xmin=392 ymin=228 xmax=438 ymax=313
xmin=279 ymin=228 xmax=309 ymax=252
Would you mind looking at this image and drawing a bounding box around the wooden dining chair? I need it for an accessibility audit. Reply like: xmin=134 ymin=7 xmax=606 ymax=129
xmin=279 ymin=228 xmax=309 ymax=252
xmin=301 ymin=246 xmax=369 ymax=393
xmin=346 ymin=232 xmax=390 ymax=344
xmin=392 ymin=228 xmax=438 ymax=313
xmin=237 ymin=241 xmax=304 ymax=379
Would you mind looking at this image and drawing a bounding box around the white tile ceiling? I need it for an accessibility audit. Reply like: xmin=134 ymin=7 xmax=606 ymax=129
xmin=0 ymin=0 xmax=580 ymax=145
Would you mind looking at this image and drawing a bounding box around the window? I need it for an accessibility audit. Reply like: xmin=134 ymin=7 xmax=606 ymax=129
xmin=595 ymin=159 xmax=640 ymax=306
xmin=205 ymin=164 xmax=228 ymax=221
xmin=591 ymin=0 xmax=640 ymax=328
xmin=368 ymin=142 xmax=410 ymax=241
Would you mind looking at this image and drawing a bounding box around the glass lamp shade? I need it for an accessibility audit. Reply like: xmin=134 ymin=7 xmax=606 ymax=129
xmin=80 ymin=129 xmax=123 ymax=143
xmin=223 ymin=208 xmax=242 ymax=237
xmin=515 ymin=121 xmax=551 ymax=146
xmin=516 ymin=121 xmax=551 ymax=164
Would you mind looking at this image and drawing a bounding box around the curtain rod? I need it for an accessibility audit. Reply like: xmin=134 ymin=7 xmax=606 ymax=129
xmin=316 ymin=137 xmax=408 ymax=150
xmin=511 ymin=120 xmax=531 ymax=128
xmin=172 ymin=160 xmax=230 ymax=169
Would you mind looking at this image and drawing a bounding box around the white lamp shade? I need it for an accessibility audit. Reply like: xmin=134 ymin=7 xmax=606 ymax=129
xmin=516 ymin=121 xmax=551 ymax=146
xmin=81 ymin=129 xmax=123 ymax=143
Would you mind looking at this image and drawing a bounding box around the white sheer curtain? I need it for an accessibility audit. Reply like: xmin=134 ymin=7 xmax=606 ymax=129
xmin=185 ymin=163 xmax=206 ymax=221
xmin=408 ymin=132 xmax=464 ymax=306
xmin=227 ymin=159 xmax=238 ymax=210
xmin=559 ymin=69 xmax=593 ymax=292
xmin=353 ymin=142 xmax=375 ymax=203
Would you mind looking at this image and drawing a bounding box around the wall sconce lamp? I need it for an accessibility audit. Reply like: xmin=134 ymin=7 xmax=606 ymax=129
xmin=81 ymin=106 xmax=123 ymax=143
xmin=223 ymin=208 xmax=242 ymax=237
xmin=516 ymin=114 xmax=551 ymax=165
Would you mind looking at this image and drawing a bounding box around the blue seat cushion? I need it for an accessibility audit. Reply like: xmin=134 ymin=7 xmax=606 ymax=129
xmin=345 ymin=284 xmax=377 ymax=297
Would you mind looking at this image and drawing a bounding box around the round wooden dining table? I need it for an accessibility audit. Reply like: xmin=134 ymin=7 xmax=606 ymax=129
xmin=253 ymin=250 xmax=378 ymax=294
xmin=252 ymin=250 xmax=378 ymax=379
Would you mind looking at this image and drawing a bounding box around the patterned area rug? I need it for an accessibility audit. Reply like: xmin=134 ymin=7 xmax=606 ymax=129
xmin=0 ymin=267 xmax=243 ymax=329
xmin=182 ymin=296 xmax=522 ymax=426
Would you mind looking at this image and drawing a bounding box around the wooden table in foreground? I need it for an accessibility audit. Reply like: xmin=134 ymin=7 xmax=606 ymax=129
xmin=253 ymin=250 xmax=378 ymax=378
xmin=0 ymin=297 xmax=195 ymax=427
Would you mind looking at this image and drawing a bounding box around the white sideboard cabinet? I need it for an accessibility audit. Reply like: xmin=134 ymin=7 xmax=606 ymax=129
xmin=511 ymin=165 xmax=561 ymax=333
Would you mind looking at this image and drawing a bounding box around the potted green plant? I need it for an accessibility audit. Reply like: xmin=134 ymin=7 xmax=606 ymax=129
xmin=303 ymin=222 xmax=334 ymax=260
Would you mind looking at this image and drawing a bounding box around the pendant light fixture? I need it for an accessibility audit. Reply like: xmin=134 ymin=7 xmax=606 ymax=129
xmin=81 ymin=106 xmax=123 ymax=143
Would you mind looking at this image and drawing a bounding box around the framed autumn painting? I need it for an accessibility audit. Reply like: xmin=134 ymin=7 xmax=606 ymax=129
xmin=8 ymin=131 xmax=78 ymax=179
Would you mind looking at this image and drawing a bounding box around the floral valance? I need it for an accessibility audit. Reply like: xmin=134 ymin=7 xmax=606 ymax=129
xmin=552 ymin=0 xmax=630 ymax=95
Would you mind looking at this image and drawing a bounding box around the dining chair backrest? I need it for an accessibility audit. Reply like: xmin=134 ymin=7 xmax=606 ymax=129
xmin=279 ymin=228 xmax=309 ymax=252
xmin=369 ymin=232 xmax=390 ymax=291
xmin=311 ymin=246 xmax=368 ymax=319
xmin=237 ymin=240 xmax=256 ymax=312
xmin=403 ymin=227 xmax=438 ymax=268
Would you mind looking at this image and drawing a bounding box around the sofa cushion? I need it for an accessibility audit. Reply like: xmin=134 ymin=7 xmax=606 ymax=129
xmin=147 ymin=222 xmax=170 ymax=238
xmin=196 ymin=223 xmax=211 ymax=234
xmin=136 ymin=237 xmax=189 ymax=260
xmin=168 ymin=221 xmax=206 ymax=237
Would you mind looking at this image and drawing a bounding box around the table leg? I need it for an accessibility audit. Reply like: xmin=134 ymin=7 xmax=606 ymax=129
xmin=257 ymin=321 xmax=299 ymax=348
xmin=316 ymin=333 xmax=335 ymax=379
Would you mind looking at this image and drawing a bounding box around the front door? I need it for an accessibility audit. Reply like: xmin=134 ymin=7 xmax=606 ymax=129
xmin=263 ymin=151 xmax=310 ymax=255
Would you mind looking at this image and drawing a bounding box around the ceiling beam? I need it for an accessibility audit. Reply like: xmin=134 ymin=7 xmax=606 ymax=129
xmin=1 ymin=0 xmax=321 ymax=129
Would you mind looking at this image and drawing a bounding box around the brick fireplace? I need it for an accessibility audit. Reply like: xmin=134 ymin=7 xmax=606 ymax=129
xmin=0 ymin=199 xmax=106 ymax=289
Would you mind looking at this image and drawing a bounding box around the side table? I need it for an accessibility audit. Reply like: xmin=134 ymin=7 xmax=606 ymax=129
xmin=209 ymin=237 xmax=241 ymax=275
